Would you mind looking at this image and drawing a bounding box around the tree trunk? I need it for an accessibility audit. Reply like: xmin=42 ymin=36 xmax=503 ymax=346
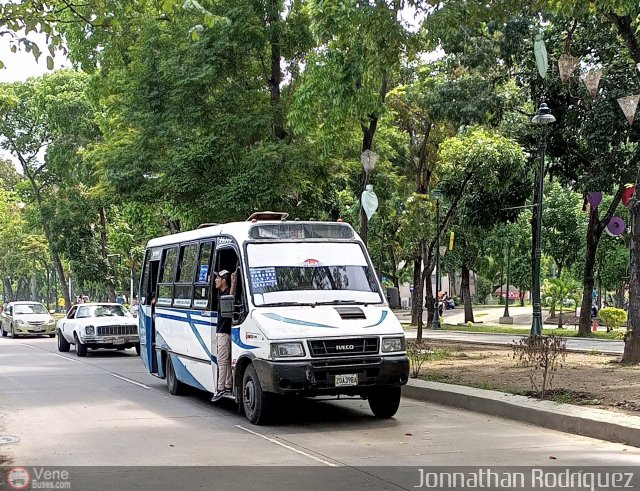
xmin=623 ymin=180 xmax=640 ymax=363
xmin=579 ymin=207 xmax=599 ymax=336
xmin=423 ymin=264 xmax=435 ymax=326
xmin=411 ymin=256 xmax=424 ymax=340
xmin=462 ymin=264 xmax=474 ymax=323
xmin=389 ymin=246 xmax=399 ymax=289
xmin=31 ymin=258 xmax=37 ymax=301
xmin=266 ymin=0 xmax=286 ymax=141
xmin=100 ymin=207 xmax=116 ymax=302
xmin=3 ymin=277 xmax=13 ymax=302
xmin=519 ymin=289 xmax=525 ymax=307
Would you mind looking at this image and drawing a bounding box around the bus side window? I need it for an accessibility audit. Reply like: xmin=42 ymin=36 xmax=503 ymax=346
xmin=193 ymin=241 xmax=213 ymax=309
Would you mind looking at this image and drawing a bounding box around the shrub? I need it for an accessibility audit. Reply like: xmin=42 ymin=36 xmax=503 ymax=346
xmin=511 ymin=335 xmax=567 ymax=399
xmin=406 ymin=340 xmax=430 ymax=378
xmin=598 ymin=307 xmax=627 ymax=333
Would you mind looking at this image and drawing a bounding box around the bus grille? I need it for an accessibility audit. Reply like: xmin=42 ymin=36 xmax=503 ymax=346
xmin=97 ymin=325 xmax=138 ymax=336
xmin=308 ymin=338 xmax=379 ymax=357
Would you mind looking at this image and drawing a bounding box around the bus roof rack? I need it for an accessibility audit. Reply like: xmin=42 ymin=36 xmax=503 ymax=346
xmin=197 ymin=223 xmax=219 ymax=229
xmin=247 ymin=211 xmax=289 ymax=221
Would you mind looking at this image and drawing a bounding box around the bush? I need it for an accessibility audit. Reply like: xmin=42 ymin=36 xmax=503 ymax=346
xmin=406 ymin=340 xmax=430 ymax=378
xmin=598 ymin=307 xmax=627 ymax=333
xmin=511 ymin=335 xmax=567 ymax=399
xmin=476 ymin=276 xmax=493 ymax=304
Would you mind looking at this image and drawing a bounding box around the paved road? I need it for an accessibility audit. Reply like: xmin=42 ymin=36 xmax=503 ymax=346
xmin=0 ymin=336 xmax=638 ymax=488
xmin=405 ymin=330 xmax=625 ymax=354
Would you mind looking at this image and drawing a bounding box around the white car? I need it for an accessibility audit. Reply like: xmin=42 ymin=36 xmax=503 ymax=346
xmin=57 ymin=303 xmax=139 ymax=357
xmin=1 ymin=301 xmax=56 ymax=338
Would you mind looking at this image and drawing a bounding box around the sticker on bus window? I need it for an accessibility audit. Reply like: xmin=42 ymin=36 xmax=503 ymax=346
xmin=198 ymin=265 xmax=209 ymax=283
xmin=193 ymin=299 xmax=208 ymax=308
xmin=251 ymin=267 xmax=277 ymax=288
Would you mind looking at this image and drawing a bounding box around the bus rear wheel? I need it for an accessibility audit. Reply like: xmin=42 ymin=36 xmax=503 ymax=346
xmin=368 ymin=387 xmax=402 ymax=418
xmin=166 ymin=355 xmax=187 ymax=396
xmin=242 ymin=364 xmax=273 ymax=425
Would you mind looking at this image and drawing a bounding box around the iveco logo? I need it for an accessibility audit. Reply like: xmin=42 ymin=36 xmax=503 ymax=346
xmin=336 ymin=344 xmax=355 ymax=350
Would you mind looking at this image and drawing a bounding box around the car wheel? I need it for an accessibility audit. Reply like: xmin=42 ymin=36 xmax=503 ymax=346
xmin=1 ymin=325 xmax=6 ymax=337
xmin=166 ymin=355 xmax=187 ymax=395
xmin=75 ymin=333 xmax=88 ymax=357
xmin=10 ymin=324 xmax=17 ymax=338
xmin=368 ymin=387 xmax=402 ymax=419
xmin=134 ymin=342 xmax=141 ymax=355
xmin=242 ymin=364 xmax=274 ymax=425
xmin=57 ymin=331 xmax=70 ymax=352
xmin=116 ymin=346 xmax=126 ymax=351
xmin=48 ymin=334 xmax=55 ymax=338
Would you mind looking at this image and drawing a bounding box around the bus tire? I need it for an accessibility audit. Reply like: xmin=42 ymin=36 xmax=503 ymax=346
xmin=75 ymin=334 xmax=88 ymax=357
xmin=166 ymin=355 xmax=187 ymax=396
xmin=57 ymin=331 xmax=70 ymax=352
xmin=242 ymin=364 xmax=273 ymax=425
xmin=368 ymin=387 xmax=401 ymax=418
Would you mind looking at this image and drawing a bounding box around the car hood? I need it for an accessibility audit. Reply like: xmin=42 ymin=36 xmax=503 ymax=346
xmin=15 ymin=313 xmax=54 ymax=323
xmin=251 ymin=306 xmax=403 ymax=340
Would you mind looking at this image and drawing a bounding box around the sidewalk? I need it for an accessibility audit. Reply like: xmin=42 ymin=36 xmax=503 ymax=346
xmin=395 ymin=305 xmax=578 ymax=330
xmin=404 ymin=379 xmax=640 ymax=448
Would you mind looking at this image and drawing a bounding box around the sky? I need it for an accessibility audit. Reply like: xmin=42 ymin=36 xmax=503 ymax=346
xmin=0 ymin=32 xmax=70 ymax=169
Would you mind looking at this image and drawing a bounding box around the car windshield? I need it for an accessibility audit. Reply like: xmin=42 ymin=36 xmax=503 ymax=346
xmin=246 ymin=242 xmax=382 ymax=306
xmin=76 ymin=305 xmax=128 ymax=318
xmin=14 ymin=304 xmax=48 ymax=315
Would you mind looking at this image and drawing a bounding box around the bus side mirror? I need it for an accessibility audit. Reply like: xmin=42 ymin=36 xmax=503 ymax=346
xmin=219 ymin=295 xmax=235 ymax=319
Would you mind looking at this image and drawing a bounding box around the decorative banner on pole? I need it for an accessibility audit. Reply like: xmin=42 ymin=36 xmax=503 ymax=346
xmin=606 ymin=216 xmax=626 ymax=237
xmin=534 ymin=34 xmax=548 ymax=79
xmin=558 ymin=53 xmax=580 ymax=83
xmin=586 ymin=191 xmax=602 ymax=208
xmin=361 ymin=184 xmax=379 ymax=220
xmin=449 ymin=231 xmax=455 ymax=251
xmin=360 ymin=150 xmax=379 ymax=175
xmin=622 ymin=185 xmax=636 ymax=207
xmin=581 ymin=70 xmax=602 ymax=99
xmin=617 ymin=95 xmax=640 ymax=124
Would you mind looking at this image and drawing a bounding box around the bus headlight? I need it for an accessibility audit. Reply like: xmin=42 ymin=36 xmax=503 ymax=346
xmin=382 ymin=337 xmax=405 ymax=353
xmin=85 ymin=325 xmax=95 ymax=335
xmin=270 ymin=342 xmax=305 ymax=358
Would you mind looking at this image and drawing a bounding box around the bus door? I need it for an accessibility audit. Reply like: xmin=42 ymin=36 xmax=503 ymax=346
xmin=211 ymin=242 xmax=243 ymax=385
xmin=139 ymin=248 xmax=161 ymax=374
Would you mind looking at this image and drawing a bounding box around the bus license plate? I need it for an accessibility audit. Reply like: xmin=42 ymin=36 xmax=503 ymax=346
xmin=335 ymin=374 xmax=358 ymax=387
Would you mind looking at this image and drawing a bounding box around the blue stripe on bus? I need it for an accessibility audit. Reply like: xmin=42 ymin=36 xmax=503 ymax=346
xmin=231 ymin=327 xmax=258 ymax=349
xmin=156 ymin=313 xmax=213 ymax=327
xmin=262 ymin=313 xmax=337 ymax=328
xmin=169 ymin=354 xmax=207 ymax=391
xmin=364 ymin=310 xmax=388 ymax=328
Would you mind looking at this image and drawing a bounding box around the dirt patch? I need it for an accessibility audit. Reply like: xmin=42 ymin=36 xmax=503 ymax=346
xmin=415 ymin=340 xmax=640 ymax=415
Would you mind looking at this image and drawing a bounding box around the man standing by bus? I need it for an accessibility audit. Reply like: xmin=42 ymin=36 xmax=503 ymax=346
xmin=212 ymin=269 xmax=236 ymax=401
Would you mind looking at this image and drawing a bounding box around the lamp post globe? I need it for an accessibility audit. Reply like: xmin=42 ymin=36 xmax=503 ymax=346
xmin=530 ymin=103 xmax=555 ymax=336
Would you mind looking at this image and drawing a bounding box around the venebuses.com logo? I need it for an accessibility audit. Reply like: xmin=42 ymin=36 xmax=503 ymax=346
xmin=6 ymin=467 xmax=30 ymax=490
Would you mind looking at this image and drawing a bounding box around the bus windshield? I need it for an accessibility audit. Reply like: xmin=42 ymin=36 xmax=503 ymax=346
xmin=246 ymin=242 xmax=382 ymax=306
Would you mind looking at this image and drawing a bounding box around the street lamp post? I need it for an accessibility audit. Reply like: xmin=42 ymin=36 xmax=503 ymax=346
xmin=530 ymin=103 xmax=556 ymax=336
xmin=499 ymin=240 xmax=512 ymax=324
xmin=431 ymin=188 xmax=443 ymax=330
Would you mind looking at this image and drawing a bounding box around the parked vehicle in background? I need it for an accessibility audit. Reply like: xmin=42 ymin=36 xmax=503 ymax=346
xmin=1 ymin=301 xmax=56 ymax=338
xmin=56 ymin=303 xmax=139 ymax=357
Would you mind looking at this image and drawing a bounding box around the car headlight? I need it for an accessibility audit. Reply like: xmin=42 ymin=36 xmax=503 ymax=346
xmin=270 ymin=342 xmax=305 ymax=358
xmin=85 ymin=325 xmax=95 ymax=335
xmin=15 ymin=319 xmax=26 ymax=325
xmin=382 ymin=337 xmax=405 ymax=353
xmin=47 ymin=319 xmax=55 ymax=325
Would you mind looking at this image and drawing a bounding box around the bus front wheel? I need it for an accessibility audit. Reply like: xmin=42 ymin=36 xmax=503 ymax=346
xmin=368 ymin=387 xmax=402 ymax=418
xmin=242 ymin=364 xmax=273 ymax=425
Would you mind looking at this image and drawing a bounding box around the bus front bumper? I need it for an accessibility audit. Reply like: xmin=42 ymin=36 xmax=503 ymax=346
xmin=252 ymin=355 xmax=409 ymax=396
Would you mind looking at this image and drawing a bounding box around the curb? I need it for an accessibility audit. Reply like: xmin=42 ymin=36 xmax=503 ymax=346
xmin=404 ymin=379 xmax=640 ymax=448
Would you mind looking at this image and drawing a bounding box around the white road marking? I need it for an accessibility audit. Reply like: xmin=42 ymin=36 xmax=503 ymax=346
xmin=50 ymin=354 xmax=84 ymax=364
xmin=110 ymin=373 xmax=151 ymax=390
xmin=235 ymin=425 xmax=339 ymax=466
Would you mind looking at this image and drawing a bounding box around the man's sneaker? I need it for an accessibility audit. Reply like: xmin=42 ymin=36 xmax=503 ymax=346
xmin=211 ymin=389 xmax=231 ymax=402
